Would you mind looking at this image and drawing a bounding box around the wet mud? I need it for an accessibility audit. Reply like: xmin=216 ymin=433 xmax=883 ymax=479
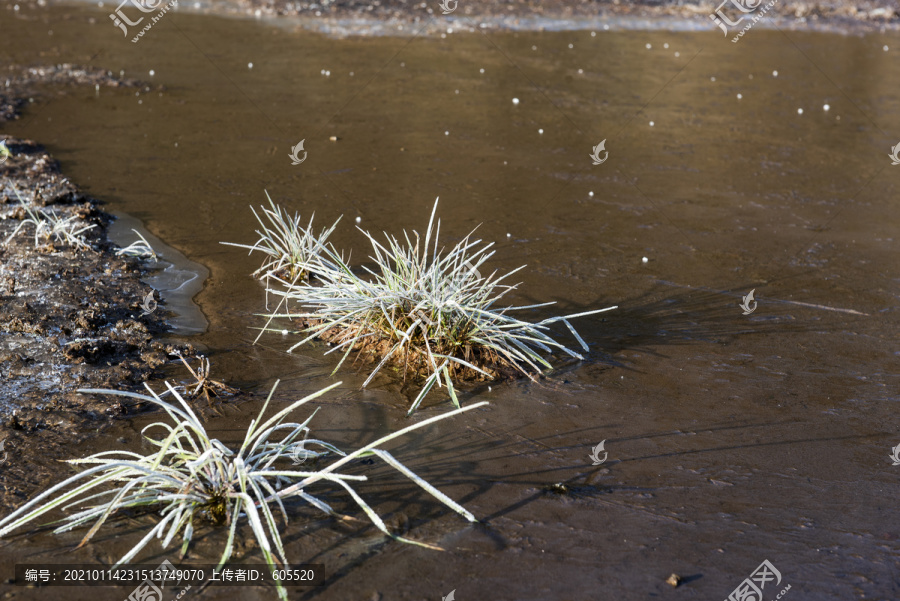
xmin=0 ymin=1 xmax=899 ymax=601
xmin=0 ymin=131 xmax=212 ymax=517
xmin=80 ymin=0 xmax=900 ymax=36
xmin=0 ymin=64 xmax=209 ymax=521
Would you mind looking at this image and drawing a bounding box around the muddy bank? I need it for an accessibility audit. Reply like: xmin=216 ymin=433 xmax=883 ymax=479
xmin=251 ymin=0 xmax=899 ymax=28
xmin=0 ymin=68 xmax=207 ymax=512
xmin=0 ymin=64 xmax=149 ymax=124
xmin=136 ymin=0 xmax=900 ymax=35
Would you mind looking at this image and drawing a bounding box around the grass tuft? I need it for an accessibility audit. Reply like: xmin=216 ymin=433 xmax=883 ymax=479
xmin=3 ymin=199 xmax=95 ymax=250
xmin=0 ymin=381 xmax=485 ymax=600
xmin=116 ymin=229 xmax=157 ymax=261
xmin=165 ymin=351 xmax=240 ymax=405
xmin=220 ymin=191 xmax=342 ymax=284
xmin=250 ymin=198 xmax=617 ymax=413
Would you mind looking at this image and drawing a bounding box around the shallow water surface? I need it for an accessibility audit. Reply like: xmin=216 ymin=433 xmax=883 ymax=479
xmin=1 ymin=3 xmax=899 ymax=600
xmin=108 ymin=212 xmax=209 ymax=335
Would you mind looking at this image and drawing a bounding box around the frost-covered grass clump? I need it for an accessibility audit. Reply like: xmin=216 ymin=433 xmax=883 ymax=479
xmin=0 ymin=381 xmax=485 ymax=600
xmin=3 ymin=201 xmax=95 ymax=250
xmin=246 ymin=199 xmax=616 ymax=413
xmin=221 ymin=191 xmax=341 ymax=283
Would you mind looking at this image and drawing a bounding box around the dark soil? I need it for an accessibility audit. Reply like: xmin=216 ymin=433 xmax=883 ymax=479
xmin=0 ymin=67 xmax=198 ymax=513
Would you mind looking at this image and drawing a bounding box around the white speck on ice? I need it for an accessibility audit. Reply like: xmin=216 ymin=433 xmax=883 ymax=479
xmin=645 ymin=43 xmax=652 ymax=49
xmin=711 ymin=76 xmax=716 ymax=82
xmin=649 ymin=121 xmax=654 ymax=126
xmin=588 ymin=191 xmax=594 ymax=197
xmin=149 ymin=70 xmax=155 ymax=76
xmin=797 ymin=108 xmax=803 ymax=114
xmin=248 ymin=62 xmax=253 ymax=69
xmin=512 ymin=98 xmax=519 ymax=105
xmin=772 ymin=70 xmax=778 ymax=77
xmin=538 ymin=128 xmax=544 ymax=134
xmin=737 ymin=93 xmax=742 ymax=99
xmin=664 ymin=43 xmax=669 ymax=49
xmin=479 ymin=68 xmax=485 ymax=74
xmin=642 ymin=257 xmax=648 ymax=263
xmin=355 ymin=216 xmax=361 ymax=224
xmin=823 ymin=104 xmax=830 ymax=111
xmin=281 ymin=330 xmax=288 ymax=336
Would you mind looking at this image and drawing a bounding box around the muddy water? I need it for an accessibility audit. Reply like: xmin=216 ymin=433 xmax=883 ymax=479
xmin=2 ymin=2 xmax=900 ymax=600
